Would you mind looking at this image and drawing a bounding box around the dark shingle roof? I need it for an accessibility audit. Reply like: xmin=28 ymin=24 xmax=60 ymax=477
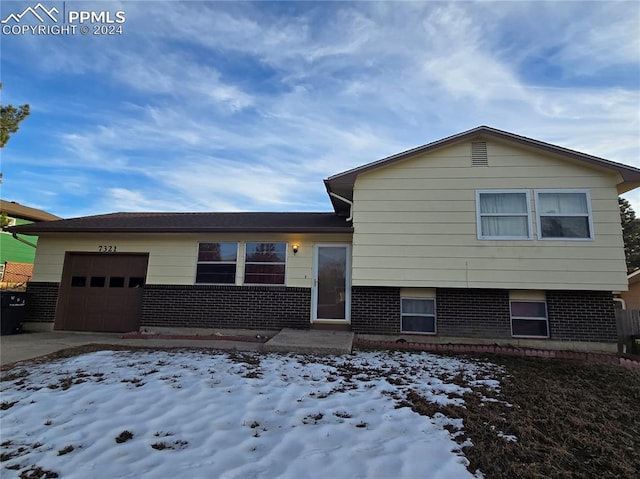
xmin=0 ymin=199 xmax=61 ymax=222
xmin=7 ymin=212 xmax=353 ymax=234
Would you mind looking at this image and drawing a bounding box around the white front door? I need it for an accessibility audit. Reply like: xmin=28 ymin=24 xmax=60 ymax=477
xmin=312 ymin=244 xmax=350 ymax=323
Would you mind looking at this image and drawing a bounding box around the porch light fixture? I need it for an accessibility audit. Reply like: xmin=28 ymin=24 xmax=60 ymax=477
xmin=292 ymin=244 xmax=299 ymax=255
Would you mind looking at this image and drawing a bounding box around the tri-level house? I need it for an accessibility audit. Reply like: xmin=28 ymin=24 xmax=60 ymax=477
xmin=10 ymin=127 xmax=640 ymax=352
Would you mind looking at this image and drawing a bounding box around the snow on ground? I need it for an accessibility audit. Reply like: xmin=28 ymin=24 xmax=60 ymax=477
xmin=1 ymin=349 xmax=502 ymax=478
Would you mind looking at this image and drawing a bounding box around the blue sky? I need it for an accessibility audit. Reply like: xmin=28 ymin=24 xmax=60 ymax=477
xmin=1 ymin=0 xmax=639 ymax=218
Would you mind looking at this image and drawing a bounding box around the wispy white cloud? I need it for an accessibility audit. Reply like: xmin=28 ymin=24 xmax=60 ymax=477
xmin=1 ymin=1 xmax=638 ymax=216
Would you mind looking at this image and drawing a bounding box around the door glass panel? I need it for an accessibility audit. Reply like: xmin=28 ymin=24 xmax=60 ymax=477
xmin=71 ymin=276 xmax=86 ymax=287
xmin=109 ymin=277 xmax=125 ymax=288
xmin=316 ymin=246 xmax=347 ymax=320
xmin=128 ymin=277 xmax=145 ymax=288
xmin=90 ymin=277 xmax=106 ymax=287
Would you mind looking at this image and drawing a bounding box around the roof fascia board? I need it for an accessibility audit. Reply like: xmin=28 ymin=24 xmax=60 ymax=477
xmin=7 ymin=225 xmax=354 ymax=235
xmin=325 ymin=126 xmax=640 ymax=189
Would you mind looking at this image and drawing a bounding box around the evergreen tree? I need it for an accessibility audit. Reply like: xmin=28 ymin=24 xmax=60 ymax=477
xmin=619 ymin=197 xmax=640 ymax=273
xmin=0 ymin=83 xmax=30 ymax=148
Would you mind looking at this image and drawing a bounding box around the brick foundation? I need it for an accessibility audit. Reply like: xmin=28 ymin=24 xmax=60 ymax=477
xmin=350 ymin=287 xmax=401 ymax=334
xmin=140 ymin=284 xmax=311 ymax=330
xmin=547 ymin=290 xmax=616 ymax=343
xmin=24 ymin=282 xmax=59 ymax=323
xmin=349 ymin=287 xmax=616 ymax=345
xmin=436 ymin=288 xmax=512 ymax=339
xmin=21 ymin=281 xmax=618 ymax=345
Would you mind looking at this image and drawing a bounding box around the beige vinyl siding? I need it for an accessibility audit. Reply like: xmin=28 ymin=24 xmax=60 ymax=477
xmin=31 ymin=233 xmax=352 ymax=287
xmin=351 ymin=140 xmax=627 ymax=291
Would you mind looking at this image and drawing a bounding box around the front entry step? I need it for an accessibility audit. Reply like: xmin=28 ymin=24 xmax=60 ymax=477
xmin=311 ymin=323 xmax=351 ymax=332
xmin=263 ymin=328 xmax=354 ymax=355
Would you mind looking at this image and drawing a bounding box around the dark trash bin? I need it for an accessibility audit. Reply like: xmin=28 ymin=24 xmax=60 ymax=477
xmin=1 ymin=291 xmax=26 ymax=335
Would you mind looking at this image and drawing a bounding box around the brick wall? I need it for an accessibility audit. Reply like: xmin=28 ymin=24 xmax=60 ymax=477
xmin=140 ymin=284 xmax=311 ymax=330
xmin=546 ymin=290 xmax=616 ymax=342
xmin=350 ymin=287 xmax=616 ymax=344
xmin=24 ymin=281 xmax=59 ymax=323
xmin=21 ymin=281 xmax=617 ymax=344
xmin=436 ymin=288 xmax=512 ymax=339
xmin=351 ymin=287 xmax=401 ymax=334
xmin=351 ymin=287 xmax=512 ymax=337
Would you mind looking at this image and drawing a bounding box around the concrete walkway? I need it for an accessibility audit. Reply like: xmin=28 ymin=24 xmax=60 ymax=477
xmin=0 ymin=331 xmax=261 ymax=367
xmin=264 ymin=328 xmax=354 ymax=355
xmin=1 ymin=328 xmax=354 ymax=367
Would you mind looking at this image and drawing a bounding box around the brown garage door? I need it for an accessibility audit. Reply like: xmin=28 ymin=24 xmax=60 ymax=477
xmin=55 ymin=253 xmax=149 ymax=332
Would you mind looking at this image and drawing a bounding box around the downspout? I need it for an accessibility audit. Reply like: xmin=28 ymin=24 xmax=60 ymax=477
xmin=11 ymin=233 xmax=37 ymax=248
xmin=329 ymin=192 xmax=353 ymax=222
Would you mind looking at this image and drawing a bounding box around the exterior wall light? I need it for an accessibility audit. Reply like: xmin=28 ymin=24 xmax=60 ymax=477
xmin=292 ymin=244 xmax=299 ymax=255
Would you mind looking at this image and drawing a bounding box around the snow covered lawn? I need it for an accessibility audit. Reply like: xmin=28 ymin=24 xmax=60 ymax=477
xmin=1 ymin=349 xmax=503 ymax=478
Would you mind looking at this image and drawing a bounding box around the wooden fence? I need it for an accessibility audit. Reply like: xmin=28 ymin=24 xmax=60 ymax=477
xmin=616 ymin=309 xmax=640 ymax=353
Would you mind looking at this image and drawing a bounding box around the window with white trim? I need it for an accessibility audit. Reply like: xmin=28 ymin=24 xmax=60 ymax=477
xmin=510 ymin=301 xmax=549 ymax=338
xmin=401 ymin=298 xmax=436 ymax=334
xmin=476 ymin=190 xmax=531 ymax=239
xmin=196 ymin=242 xmax=238 ymax=284
xmin=244 ymin=242 xmax=286 ymax=285
xmin=535 ymin=190 xmax=593 ymax=239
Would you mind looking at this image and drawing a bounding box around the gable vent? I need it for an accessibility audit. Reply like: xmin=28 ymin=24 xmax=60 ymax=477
xmin=471 ymin=141 xmax=488 ymax=166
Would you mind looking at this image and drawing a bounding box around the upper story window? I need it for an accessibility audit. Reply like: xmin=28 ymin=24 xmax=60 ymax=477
xmin=196 ymin=242 xmax=238 ymax=284
xmin=244 ymin=242 xmax=286 ymax=285
xmin=476 ymin=190 xmax=531 ymax=240
xmin=535 ymin=190 xmax=593 ymax=240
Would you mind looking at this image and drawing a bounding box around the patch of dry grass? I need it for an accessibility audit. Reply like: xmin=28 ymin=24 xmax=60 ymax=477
xmin=433 ymin=356 xmax=640 ymax=479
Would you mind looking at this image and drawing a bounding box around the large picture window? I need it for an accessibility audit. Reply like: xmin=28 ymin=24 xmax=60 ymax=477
xmin=244 ymin=242 xmax=286 ymax=285
xmin=476 ymin=190 xmax=531 ymax=239
xmin=535 ymin=190 xmax=593 ymax=239
xmin=510 ymin=301 xmax=549 ymax=338
xmin=401 ymin=298 xmax=436 ymax=334
xmin=196 ymin=242 xmax=238 ymax=284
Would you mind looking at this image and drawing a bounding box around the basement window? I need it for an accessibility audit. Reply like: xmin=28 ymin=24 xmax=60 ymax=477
xmin=401 ymin=298 xmax=436 ymax=334
xmin=510 ymin=301 xmax=549 ymax=338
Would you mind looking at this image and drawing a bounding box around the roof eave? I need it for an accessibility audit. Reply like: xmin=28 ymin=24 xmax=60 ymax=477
xmin=7 ymin=226 xmax=354 ymax=235
xmin=325 ymin=126 xmax=640 ymax=197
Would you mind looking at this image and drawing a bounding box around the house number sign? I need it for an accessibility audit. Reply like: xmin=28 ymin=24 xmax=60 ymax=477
xmin=98 ymin=245 xmax=117 ymax=253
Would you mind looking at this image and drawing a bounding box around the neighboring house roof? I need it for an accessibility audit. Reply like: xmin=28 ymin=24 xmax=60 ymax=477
xmin=324 ymin=125 xmax=640 ymax=216
xmin=8 ymin=212 xmax=353 ymax=234
xmin=629 ymin=269 xmax=640 ymax=285
xmin=0 ymin=200 xmax=61 ymax=222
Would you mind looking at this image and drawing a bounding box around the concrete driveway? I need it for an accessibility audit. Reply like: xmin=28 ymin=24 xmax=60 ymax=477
xmin=0 ymin=331 xmax=262 ymax=367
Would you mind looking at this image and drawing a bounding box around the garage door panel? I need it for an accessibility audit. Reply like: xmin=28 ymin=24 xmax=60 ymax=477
xmin=55 ymin=253 xmax=149 ymax=332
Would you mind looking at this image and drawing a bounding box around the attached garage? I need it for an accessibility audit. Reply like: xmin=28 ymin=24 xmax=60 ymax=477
xmin=55 ymin=253 xmax=149 ymax=332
